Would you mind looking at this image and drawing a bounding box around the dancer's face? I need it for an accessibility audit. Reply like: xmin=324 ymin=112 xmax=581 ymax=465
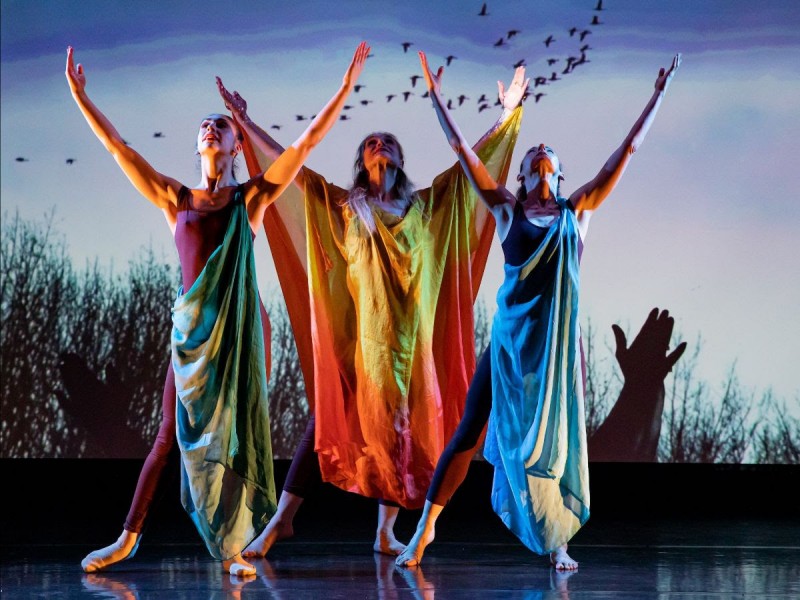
xmin=361 ymin=133 xmax=403 ymax=171
xmin=197 ymin=114 xmax=241 ymax=157
xmin=517 ymin=144 xmax=561 ymax=195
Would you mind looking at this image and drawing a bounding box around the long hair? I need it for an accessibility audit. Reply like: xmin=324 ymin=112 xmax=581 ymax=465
xmin=346 ymin=132 xmax=418 ymax=234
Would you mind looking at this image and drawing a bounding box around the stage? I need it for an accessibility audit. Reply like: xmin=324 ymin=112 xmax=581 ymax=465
xmin=2 ymin=460 xmax=798 ymax=597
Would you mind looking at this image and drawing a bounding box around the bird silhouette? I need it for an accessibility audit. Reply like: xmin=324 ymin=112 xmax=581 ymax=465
xmin=534 ymin=76 xmax=548 ymax=87
xmin=343 ymin=105 xmax=353 ymax=110
xmin=591 ymin=15 xmax=602 ymax=25
xmin=386 ymin=94 xmax=396 ymax=102
xmin=410 ymin=75 xmax=422 ymax=88
xmin=549 ymin=72 xmax=561 ymax=82
xmin=533 ymin=93 xmax=546 ymax=103
xmin=580 ymin=29 xmax=592 ymax=41
xmin=569 ymin=27 xmax=578 ymax=37
xmin=594 ymin=0 xmax=605 ymax=10
xmin=457 ymin=94 xmax=469 ymax=106
xmin=402 ymin=42 xmax=413 ymax=53
xmin=478 ymin=94 xmax=488 ymax=103
xmin=478 ymin=3 xmax=488 ymax=16
xmin=354 ymin=84 xmax=365 ymax=92
xmin=15 ymin=157 xmax=29 ymax=162
xmin=421 ymin=91 xmax=430 ymax=98
xmin=478 ymin=104 xmax=490 ymax=113
xmin=340 ymin=115 xmax=350 ymax=121
xmin=580 ymin=44 xmax=592 ymax=53
xmin=447 ymin=99 xmax=454 ymax=110
xmin=493 ymin=37 xmax=507 ymax=47
xmin=507 ymin=29 xmax=520 ymax=39
xmin=295 ymin=115 xmax=306 ymax=121
xmin=66 ymin=158 xmax=76 ymax=165
xmin=544 ymin=35 xmax=555 ymax=47
xmin=547 ymin=58 xmax=558 ymax=66
xmin=153 ymin=132 xmax=164 ymax=138
xmin=271 ymin=125 xmax=282 ymax=130
xmin=513 ymin=59 xmax=526 ymax=68
xmin=402 ymin=91 xmax=414 ymax=102
xmin=360 ymin=99 xmax=373 ymax=106
xmin=446 ymin=55 xmax=457 ymax=66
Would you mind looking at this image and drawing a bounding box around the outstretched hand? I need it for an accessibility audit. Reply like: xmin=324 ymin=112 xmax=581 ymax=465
xmin=418 ymin=51 xmax=444 ymax=95
xmin=216 ymin=76 xmax=249 ymax=122
xmin=497 ymin=66 xmax=529 ymax=111
xmin=65 ymin=46 xmax=86 ymax=95
xmin=612 ymin=308 xmax=687 ymax=382
xmin=343 ymin=41 xmax=370 ymax=90
xmin=655 ymin=53 xmax=682 ymax=93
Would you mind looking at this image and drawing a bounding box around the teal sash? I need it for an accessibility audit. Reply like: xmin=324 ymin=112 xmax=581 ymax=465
xmin=484 ymin=197 xmax=590 ymax=554
xmin=171 ymin=192 xmax=276 ymax=559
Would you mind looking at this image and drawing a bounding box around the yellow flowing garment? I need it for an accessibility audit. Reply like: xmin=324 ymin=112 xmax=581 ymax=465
xmin=243 ymin=108 xmax=522 ymax=508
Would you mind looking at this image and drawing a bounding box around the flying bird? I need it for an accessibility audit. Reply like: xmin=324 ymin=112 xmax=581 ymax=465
xmin=446 ymin=55 xmax=457 ymax=66
xmin=478 ymin=94 xmax=488 ymax=103
xmin=15 ymin=157 xmax=29 ymax=162
xmin=421 ymin=91 xmax=430 ymax=98
xmin=533 ymin=93 xmax=546 ymax=103
xmin=580 ymin=29 xmax=592 ymax=41
xmin=402 ymin=91 xmax=414 ymax=102
xmin=339 ymin=115 xmax=350 ymax=121
xmin=360 ymin=99 xmax=373 ymax=106
xmin=513 ymin=59 xmax=526 ymax=69
xmin=591 ymin=15 xmax=603 ymax=25
xmin=580 ymin=44 xmax=592 ymax=53
xmin=153 ymin=132 xmax=164 ymax=138
xmin=402 ymin=42 xmax=413 ymax=53
xmin=410 ymin=75 xmax=422 ymax=88
xmin=547 ymin=58 xmax=558 ymax=66
xmin=66 ymin=158 xmax=76 ymax=165
xmin=457 ymin=94 xmax=469 ymax=106
xmin=386 ymin=94 xmax=396 ymax=102
xmin=447 ymin=99 xmax=454 ymax=110
xmin=494 ymin=37 xmax=507 ymax=47
xmin=295 ymin=115 xmax=306 ymax=121
xmin=569 ymin=27 xmax=578 ymax=37
xmin=478 ymin=104 xmax=490 ymax=113
xmin=594 ymin=0 xmax=605 ymax=10
xmin=478 ymin=3 xmax=488 ymax=16
xmin=544 ymin=35 xmax=555 ymax=47
xmin=534 ymin=76 xmax=548 ymax=87
xmin=549 ymin=72 xmax=561 ymax=82
xmin=343 ymin=105 xmax=353 ymax=110
xmin=271 ymin=125 xmax=282 ymax=130
xmin=507 ymin=29 xmax=520 ymax=39
xmin=354 ymin=84 xmax=366 ymax=92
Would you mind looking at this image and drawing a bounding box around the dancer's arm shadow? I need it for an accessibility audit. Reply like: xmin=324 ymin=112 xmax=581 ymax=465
xmin=55 ymin=352 xmax=150 ymax=457
xmin=588 ymin=308 xmax=687 ymax=462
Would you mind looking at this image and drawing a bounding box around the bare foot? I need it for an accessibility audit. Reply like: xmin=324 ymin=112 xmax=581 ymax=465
xmin=81 ymin=530 xmax=140 ymax=573
xmin=395 ymin=523 xmax=435 ymax=567
xmin=223 ymin=555 xmax=256 ymax=577
xmin=373 ymin=528 xmax=407 ymax=556
xmin=550 ymin=544 xmax=578 ymax=571
xmin=242 ymin=520 xmax=294 ymax=558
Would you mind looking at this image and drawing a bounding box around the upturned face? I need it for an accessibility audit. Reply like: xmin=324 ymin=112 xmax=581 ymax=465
xmin=361 ymin=133 xmax=403 ymax=171
xmin=196 ymin=114 xmax=240 ymax=157
xmin=517 ymin=144 xmax=561 ymax=197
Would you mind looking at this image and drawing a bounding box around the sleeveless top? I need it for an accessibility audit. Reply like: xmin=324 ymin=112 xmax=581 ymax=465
xmin=174 ymin=185 xmax=250 ymax=289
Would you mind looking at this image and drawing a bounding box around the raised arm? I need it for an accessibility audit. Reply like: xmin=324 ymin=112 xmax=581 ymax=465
xmin=65 ymin=47 xmax=182 ymax=214
xmin=238 ymin=42 xmax=369 ymax=226
xmin=569 ymin=54 xmax=682 ymax=217
xmin=419 ymin=51 xmax=526 ymax=210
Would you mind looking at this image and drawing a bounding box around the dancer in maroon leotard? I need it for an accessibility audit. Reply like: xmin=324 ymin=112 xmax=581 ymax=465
xmin=66 ymin=42 xmax=369 ymax=576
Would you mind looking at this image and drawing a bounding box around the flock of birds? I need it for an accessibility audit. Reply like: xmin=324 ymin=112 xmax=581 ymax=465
xmin=13 ymin=1 xmax=607 ymax=165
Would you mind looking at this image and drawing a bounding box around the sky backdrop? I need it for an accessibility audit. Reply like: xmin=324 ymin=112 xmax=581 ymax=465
xmin=2 ymin=0 xmax=799 ymax=409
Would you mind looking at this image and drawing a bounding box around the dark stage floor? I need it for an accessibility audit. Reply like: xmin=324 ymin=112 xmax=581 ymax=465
xmin=2 ymin=461 xmax=798 ymax=597
xmin=3 ymin=518 xmax=799 ymax=598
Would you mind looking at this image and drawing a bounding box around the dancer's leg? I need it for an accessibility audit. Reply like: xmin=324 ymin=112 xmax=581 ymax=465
xmin=396 ymin=347 xmax=493 ymax=567
xmin=243 ymin=414 xmax=320 ymax=558
xmin=374 ymin=501 xmax=405 ymax=555
xmin=81 ymin=363 xmax=177 ymax=573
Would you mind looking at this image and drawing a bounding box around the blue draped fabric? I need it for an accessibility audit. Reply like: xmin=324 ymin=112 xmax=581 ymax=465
xmin=484 ymin=197 xmax=590 ymax=554
xmin=171 ymin=197 xmax=276 ymax=560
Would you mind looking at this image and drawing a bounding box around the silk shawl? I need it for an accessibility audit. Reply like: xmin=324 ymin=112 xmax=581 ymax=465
xmin=242 ymin=108 xmax=521 ymax=507
xmin=483 ymin=197 xmax=590 ymax=553
xmin=172 ymin=196 xmax=276 ymax=559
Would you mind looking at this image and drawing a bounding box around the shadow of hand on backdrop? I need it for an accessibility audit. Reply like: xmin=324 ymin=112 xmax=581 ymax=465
xmin=588 ymin=308 xmax=687 ymax=462
xmin=55 ymin=352 xmax=149 ymax=457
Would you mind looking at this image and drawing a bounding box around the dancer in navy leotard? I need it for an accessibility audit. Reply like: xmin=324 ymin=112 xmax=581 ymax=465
xmin=396 ymin=51 xmax=681 ymax=571
xmin=66 ymin=42 xmax=370 ymax=576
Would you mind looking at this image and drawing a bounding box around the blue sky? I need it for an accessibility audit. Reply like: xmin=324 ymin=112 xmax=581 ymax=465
xmin=2 ymin=0 xmax=799 ymax=406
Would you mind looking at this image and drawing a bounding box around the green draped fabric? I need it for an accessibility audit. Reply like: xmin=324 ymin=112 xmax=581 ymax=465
xmin=171 ymin=195 xmax=276 ymax=560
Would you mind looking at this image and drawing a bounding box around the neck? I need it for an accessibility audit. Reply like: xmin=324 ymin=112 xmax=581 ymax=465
xmin=199 ymin=155 xmax=236 ymax=192
xmin=366 ymin=164 xmax=398 ymax=201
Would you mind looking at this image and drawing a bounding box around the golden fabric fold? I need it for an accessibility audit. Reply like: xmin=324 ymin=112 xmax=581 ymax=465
xmin=242 ymin=108 xmax=522 ymax=507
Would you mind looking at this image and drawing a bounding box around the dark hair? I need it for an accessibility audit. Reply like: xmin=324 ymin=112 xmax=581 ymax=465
xmin=346 ymin=132 xmax=419 ymax=233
